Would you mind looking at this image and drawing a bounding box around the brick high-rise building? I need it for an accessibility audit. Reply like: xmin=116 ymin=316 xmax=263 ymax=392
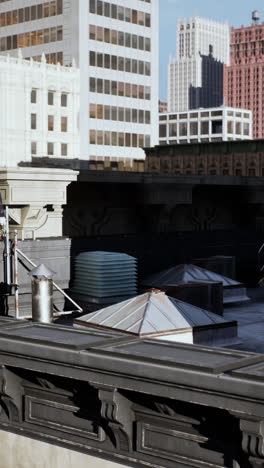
xmin=224 ymin=22 xmax=264 ymax=139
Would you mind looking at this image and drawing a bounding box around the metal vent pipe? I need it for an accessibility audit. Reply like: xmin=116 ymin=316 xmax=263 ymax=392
xmin=29 ymin=264 xmax=55 ymax=324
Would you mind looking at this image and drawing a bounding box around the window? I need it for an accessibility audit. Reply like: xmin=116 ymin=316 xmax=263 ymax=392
xmin=103 ymin=105 xmax=110 ymax=120
xmin=159 ymin=124 xmax=166 ymax=138
xmin=201 ymin=121 xmax=209 ymax=135
xmin=90 ymin=130 xmax=96 ymax=144
xmin=236 ymin=122 xmax=241 ymax=135
xmin=47 ymin=142 xmax=54 ymax=155
xmin=61 ymin=143 xmax=67 ymax=156
xmin=31 ymin=141 xmax=37 ymax=155
xmin=227 ymin=121 xmax=233 ymax=134
xmin=97 ymin=130 xmax=103 ymax=145
xmin=48 ymin=115 xmax=54 ymax=131
xmin=244 ymin=122 xmax=250 ymax=136
xmin=61 ymin=93 xmax=67 ymax=107
xmin=31 ymin=113 xmax=37 ymax=130
xmin=48 ymin=91 xmax=54 ymax=105
xmin=97 ymin=104 xmax=103 ymax=119
xmin=90 ymin=103 xmax=96 ymax=118
xmin=212 ymin=120 xmax=223 ymax=134
xmin=104 ymin=131 xmax=111 ymax=145
xmin=61 ymin=116 xmax=67 ymax=132
xmin=145 ymin=135 xmax=151 ymax=147
xmin=31 ymin=89 xmax=37 ymax=103
xmin=179 ymin=122 xmax=187 ymax=136
xmin=119 ymin=133 xmax=124 ymax=146
xmin=190 ymin=121 xmax=198 ymax=136
xmin=125 ymin=133 xmax=131 ymax=147
xmin=169 ymin=123 xmax=177 ymax=137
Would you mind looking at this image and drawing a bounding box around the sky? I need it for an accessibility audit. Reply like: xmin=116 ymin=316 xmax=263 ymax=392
xmin=159 ymin=0 xmax=264 ymax=100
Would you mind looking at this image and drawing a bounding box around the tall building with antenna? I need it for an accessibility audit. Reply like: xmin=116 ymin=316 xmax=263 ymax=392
xmin=168 ymin=17 xmax=229 ymax=112
xmin=0 ymin=0 xmax=159 ymax=162
xmin=224 ymin=11 xmax=264 ymax=139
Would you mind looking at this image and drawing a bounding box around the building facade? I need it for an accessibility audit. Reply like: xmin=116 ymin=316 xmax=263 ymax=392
xmin=145 ymin=139 xmax=264 ymax=177
xmin=0 ymin=53 xmax=79 ymax=166
xmin=159 ymin=99 xmax=167 ymax=113
xmin=159 ymin=107 xmax=252 ymax=145
xmin=224 ymin=21 xmax=264 ymax=139
xmin=0 ymin=0 xmax=159 ymax=162
xmin=168 ymin=17 xmax=229 ymax=112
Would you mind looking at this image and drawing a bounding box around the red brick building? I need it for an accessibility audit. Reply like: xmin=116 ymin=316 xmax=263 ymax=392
xmin=224 ymin=23 xmax=264 ymax=139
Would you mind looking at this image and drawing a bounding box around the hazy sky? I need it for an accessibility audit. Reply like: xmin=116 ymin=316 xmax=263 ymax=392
xmin=159 ymin=0 xmax=264 ymax=100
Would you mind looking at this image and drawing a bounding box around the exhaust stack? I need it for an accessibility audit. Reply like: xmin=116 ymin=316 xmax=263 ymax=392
xmin=29 ymin=264 xmax=55 ymax=324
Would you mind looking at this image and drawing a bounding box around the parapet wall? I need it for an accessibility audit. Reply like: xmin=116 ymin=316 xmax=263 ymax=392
xmin=28 ymin=139 xmax=264 ymax=177
xmin=145 ymin=139 xmax=264 ymax=176
xmin=0 ymin=318 xmax=263 ymax=467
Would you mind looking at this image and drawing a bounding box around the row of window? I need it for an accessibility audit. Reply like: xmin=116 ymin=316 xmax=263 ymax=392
xmin=159 ymin=121 xmax=250 ymax=138
xmin=26 ymin=52 xmax=63 ymax=65
xmin=89 ymin=25 xmax=151 ymax=52
xmin=90 ymin=130 xmax=150 ymax=148
xmin=31 ymin=89 xmax=68 ymax=107
xmin=90 ymin=0 xmax=151 ymax=28
xmin=31 ymin=141 xmax=68 ymax=157
xmin=159 ymin=110 xmax=227 ymax=121
xmin=89 ymin=51 xmax=151 ymax=76
xmin=90 ymin=77 xmax=150 ymax=100
xmin=31 ymin=114 xmax=68 ymax=132
xmin=0 ymin=1 xmax=62 ymax=27
xmin=90 ymin=104 xmax=151 ymax=124
xmin=0 ymin=26 xmax=63 ymax=51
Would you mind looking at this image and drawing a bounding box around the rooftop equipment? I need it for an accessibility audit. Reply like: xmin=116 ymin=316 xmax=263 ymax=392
xmin=30 ymin=264 xmax=55 ymax=324
xmin=142 ymin=264 xmax=250 ymax=305
xmin=71 ymin=251 xmax=138 ymax=304
xmin=252 ymin=10 xmax=261 ymax=24
xmin=74 ymin=290 xmax=238 ymax=347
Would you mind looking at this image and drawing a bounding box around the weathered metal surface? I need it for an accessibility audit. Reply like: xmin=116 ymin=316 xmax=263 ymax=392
xmin=142 ymin=264 xmax=250 ymax=304
xmin=71 ymin=251 xmax=137 ymax=304
xmin=0 ymin=321 xmax=262 ymax=466
xmin=31 ymin=277 xmax=53 ymax=324
xmin=0 ymin=320 xmax=263 ymax=466
xmin=74 ymin=291 xmax=236 ymax=347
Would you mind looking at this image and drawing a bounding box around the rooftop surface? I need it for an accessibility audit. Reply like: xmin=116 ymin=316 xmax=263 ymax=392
xmin=224 ymin=288 xmax=264 ymax=353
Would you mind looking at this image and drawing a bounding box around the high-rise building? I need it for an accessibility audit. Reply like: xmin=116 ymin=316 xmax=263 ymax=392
xmin=168 ymin=17 xmax=229 ymax=112
xmin=224 ymin=20 xmax=264 ymax=139
xmin=0 ymin=0 xmax=159 ymax=162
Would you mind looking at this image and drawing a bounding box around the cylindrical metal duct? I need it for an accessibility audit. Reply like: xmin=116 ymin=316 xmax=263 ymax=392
xmin=31 ymin=277 xmax=53 ymax=324
xmin=29 ymin=264 xmax=55 ymax=324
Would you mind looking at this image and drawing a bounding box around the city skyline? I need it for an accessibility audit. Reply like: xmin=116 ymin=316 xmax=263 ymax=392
xmin=160 ymin=0 xmax=264 ymax=99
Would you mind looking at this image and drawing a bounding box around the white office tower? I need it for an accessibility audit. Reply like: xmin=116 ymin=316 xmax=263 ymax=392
xmin=168 ymin=17 xmax=229 ymax=112
xmin=0 ymin=0 xmax=159 ymax=162
xmin=0 ymin=53 xmax=79 ymax=166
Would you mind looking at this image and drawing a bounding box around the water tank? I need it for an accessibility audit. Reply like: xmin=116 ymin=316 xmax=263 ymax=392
xmin=252 ymin=10 xmax=260 ymax=23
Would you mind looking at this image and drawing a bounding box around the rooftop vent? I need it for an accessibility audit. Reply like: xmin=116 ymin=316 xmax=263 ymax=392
xmin=71 ymin=251 xmax=138 ymax=304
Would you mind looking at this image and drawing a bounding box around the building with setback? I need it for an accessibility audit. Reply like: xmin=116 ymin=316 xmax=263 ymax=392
xmin=168 ymin=17 xmax=229 ymax=112
xmin=224 ymin=17 xmax=264 ymax=139
xmin=0 ymin=0 xmax=159 ymax=162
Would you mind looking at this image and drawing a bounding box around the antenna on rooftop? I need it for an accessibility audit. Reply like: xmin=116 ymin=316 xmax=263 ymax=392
xmin=252 ymin=10 xmax=261 ymax=25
